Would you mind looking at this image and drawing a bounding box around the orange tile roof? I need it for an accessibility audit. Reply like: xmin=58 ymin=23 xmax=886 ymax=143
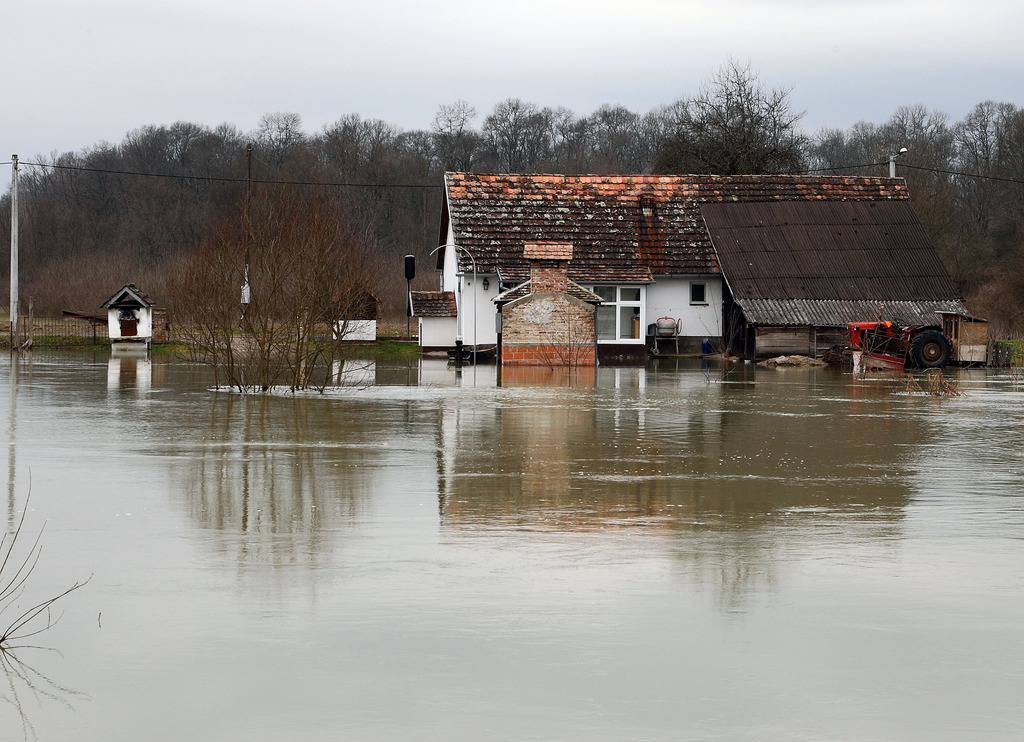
xmin=523 ymin=241 xmax=573 ymax=261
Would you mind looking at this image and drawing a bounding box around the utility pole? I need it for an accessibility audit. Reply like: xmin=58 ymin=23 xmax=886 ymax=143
xmin=241 ymin=143 xmax=253 ymax=310
xmin=245 ymin=142 xmax=253 ymax=267
xmin=9 ymin=155 xmax=18 ymax=345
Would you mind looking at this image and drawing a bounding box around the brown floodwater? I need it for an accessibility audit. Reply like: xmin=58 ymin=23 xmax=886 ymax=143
xmin=1 ymin=351 xmax=1023 ymax=740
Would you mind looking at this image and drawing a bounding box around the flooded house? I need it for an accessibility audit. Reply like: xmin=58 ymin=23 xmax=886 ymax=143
xmin=101 ymin=283 xmax=156 ymax=346
xmin=409 ymin=290 xmax=459 ymax=352
xmin=424 ymin=172 xmax=972 ymax=363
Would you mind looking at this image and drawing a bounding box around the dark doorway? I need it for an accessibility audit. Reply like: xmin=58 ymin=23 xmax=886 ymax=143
xmin=119 ymin=310 xmax=138 ymax=337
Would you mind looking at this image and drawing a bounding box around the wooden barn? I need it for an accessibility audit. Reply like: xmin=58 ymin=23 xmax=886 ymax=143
xmin=702 ymin=201 xmax=971 ymax=359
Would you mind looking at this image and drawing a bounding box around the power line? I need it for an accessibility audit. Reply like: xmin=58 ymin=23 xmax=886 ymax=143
xmin=797 ymin=160 xmax=889 ymax=174
xmin=899 ymin=162 xmax=1024 ymax=186
xmin=793 ymin=159 xmax=1024 ymax=185
xmin=6 ymin=157 xmax=1024 ymax=187
xmin=15 ymin=160 xmax=444 ymax=189
xmin=10 ymin=158 xmax=901 ymax=185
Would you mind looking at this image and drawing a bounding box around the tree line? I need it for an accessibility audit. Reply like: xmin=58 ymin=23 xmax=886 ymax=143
xmin=1 ymin=61 xmax=1022 ymax=332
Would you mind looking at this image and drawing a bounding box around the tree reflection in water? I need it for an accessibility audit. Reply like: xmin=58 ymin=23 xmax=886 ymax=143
xmin=0 ymin=648 xmax=85 ymax=741
xmin=170 ymin=393 xmax=380 ymax=568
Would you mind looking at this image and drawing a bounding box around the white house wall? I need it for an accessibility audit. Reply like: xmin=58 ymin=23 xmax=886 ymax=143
xmin=441 ymin=219 xmax=457 ymax=292
xmin=646 ymin=278 xmax=723 ymax=338
xmin=107 ymin=307 xmax=153 ymax=341
xmin=419 ymin=317 xmax=458 ymax=348
xmin=333 ymin=320 xmax=377 ymax=341
xmin=458 ymin=273 xmax=499 ymax=347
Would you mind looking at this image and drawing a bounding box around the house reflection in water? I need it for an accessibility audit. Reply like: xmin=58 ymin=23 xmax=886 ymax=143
xmin=434 ymin=366 xmax=917 ymax=609
xmin=106 ymin=346 xmax=154 ymax=393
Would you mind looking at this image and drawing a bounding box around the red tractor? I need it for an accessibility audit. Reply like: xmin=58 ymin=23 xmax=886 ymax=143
xmin=848 ymin=321 xmax=953 ymax=372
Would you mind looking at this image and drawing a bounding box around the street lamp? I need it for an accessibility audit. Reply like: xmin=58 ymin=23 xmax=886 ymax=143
xmin=889 ymin=147 xmax=908 ymax=178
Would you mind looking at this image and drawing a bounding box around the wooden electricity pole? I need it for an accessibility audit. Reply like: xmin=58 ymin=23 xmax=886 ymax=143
xmin=8 ymin=155 xmax=18 ymax=345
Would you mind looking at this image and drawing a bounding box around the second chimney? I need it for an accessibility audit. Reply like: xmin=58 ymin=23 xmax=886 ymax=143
xmin=523 ymin=241 xmax=573 ymax=292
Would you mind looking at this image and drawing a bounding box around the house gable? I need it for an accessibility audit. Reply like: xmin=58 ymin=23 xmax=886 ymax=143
xmin=101 ymin=283 xmax=155 ymax=310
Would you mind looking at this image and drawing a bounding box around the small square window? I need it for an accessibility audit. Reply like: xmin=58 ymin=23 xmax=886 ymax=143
xmin=619 ymin=287 xmax=641 ymax=303
xmin=690 ymin=282 xmax=707 ymax=305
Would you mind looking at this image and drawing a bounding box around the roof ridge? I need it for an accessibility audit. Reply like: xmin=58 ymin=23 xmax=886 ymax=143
xmin=445 ymin=171 xmax=903 ymax=183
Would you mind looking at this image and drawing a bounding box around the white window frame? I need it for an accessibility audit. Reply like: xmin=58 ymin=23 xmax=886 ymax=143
xmin=588 ymin=285 xmax=646 ymax=344
xmin=690 ymin=281 xmax=708 ymax=306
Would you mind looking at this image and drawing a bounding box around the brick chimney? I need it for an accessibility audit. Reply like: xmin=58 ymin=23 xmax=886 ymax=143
xmin=523 ymin=242 xmax=573 ymax=292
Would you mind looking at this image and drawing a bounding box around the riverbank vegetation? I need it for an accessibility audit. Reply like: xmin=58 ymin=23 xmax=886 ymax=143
xmin=2 ymin=61 xmax=1023 ymax=333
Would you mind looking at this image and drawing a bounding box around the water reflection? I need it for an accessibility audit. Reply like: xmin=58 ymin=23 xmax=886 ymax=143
xmin=6 ymin=355 xmax=19 ymax=531
xmin=105 ymin=347 xmax=153 ymax=394
xmin=3 ymin=355 xmax=1023 ymax=740
xmin=435 ymin=366 xmax=918 ymax=608
xmin=497 ymin=365 xmax=597 ymax=387
xmin=0 ymin=648 xmax=85 ymax=740
xmin=168 ymin=394 xmax=382 ymax=567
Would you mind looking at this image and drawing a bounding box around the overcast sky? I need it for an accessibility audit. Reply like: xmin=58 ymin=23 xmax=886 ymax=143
xmin=4 ymin=0 xmax=1023 ymax=157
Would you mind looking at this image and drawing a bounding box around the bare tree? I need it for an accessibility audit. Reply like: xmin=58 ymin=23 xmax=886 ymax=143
xmin=432 ymin=100 xmax=482 ymax=171
xmin=257 ymin=112 xmax=306 ymax=168
xmin=169 ymin=190 xmax=376 ymax=393
xmin=482 ymin=98 xmax=555 ymax=172
xmin=655 ymin=60 xmax=807 ymax=174
xmin=535 ymin=301 xmax=596 ymax=370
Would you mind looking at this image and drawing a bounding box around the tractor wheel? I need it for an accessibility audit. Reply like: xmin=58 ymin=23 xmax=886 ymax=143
xmin=908 ymin=329 xmax=952 ymax=368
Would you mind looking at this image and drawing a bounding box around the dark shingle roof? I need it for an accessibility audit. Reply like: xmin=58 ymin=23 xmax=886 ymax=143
xmin=410 ymin=291 xmax=457 ymax=318
xmin=702 ymin=200 xmax=966 ymax=327
xmin=443 ymin=172 xmax=909 ymax=277
xmin=702 ymin=200 xmax=961 ymax=301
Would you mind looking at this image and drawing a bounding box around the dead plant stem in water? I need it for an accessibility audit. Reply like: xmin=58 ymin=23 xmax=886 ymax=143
xmin=894 ymin=369 xmax=964 ymax=397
